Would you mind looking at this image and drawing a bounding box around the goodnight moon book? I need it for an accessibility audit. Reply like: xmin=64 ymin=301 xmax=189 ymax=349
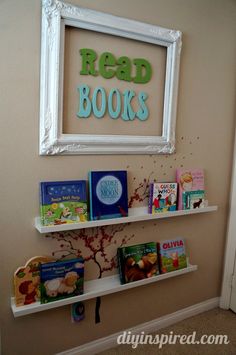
xmin=88 ymin=170 xmax=128 ymax=220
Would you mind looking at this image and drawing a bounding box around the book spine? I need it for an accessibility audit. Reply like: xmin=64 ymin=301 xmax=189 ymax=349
xmin=182 ymin=192 xmax=189 ymax=210
xmin=148 ymin=183 xmax=154 ymax=214
xmin=186 ymin=193 xmax=190 ymax=209
xmin=176 ymin=176 xmax=183 ymax=210
xmin=88 ymin=172 xmax=93 ymax=221
xmin=117 ymin=248 xmax=125 ymax=284
xmin=39 ymin=183 xmax=45 ymax=225
xmin=157 ymin=243 xmax=164 ymax=274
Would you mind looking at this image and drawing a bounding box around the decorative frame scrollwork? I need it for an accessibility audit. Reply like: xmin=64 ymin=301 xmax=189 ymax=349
xmin=39 ymin=0 xmax=182 ymax=155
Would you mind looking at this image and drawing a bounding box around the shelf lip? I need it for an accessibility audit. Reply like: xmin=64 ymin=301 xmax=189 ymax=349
xmin=35 ymin=205 xmax=218 ymax=233
xmin=11 ymin=265 xmax=197 ymax=317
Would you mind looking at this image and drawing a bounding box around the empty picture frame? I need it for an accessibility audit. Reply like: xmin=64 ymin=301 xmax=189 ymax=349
xmin=39 ymin=0 xmax=182 ymax=155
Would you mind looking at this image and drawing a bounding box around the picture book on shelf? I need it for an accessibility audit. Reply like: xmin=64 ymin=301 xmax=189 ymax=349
xmin=176 ymin=168 xmax=205 ymax=210
xmin=117 ymin=242 xmax=159 ymax=284
xmin=157 ymin=238 xmax=187 ymax=273
xmin=183 ymin=190 xmax=205 ymax=210
xmin=40 ymin=180 xmax=88 ymax=226
xmin=149 ymin=182 xmax=178 ymax=214
xmin=89 ymin=170 xmax=128 ymax=220
xmin=14 ymin=256 xmax=54 ymax=307
xmin=40 ymin=258 xmax=84 ymax=304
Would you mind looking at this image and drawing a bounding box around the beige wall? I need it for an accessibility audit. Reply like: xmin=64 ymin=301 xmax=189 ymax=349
xmin=1 ymin=0 xmax=236 ymax=354
xmin=63 ymin=26 xmax=166 ymax=136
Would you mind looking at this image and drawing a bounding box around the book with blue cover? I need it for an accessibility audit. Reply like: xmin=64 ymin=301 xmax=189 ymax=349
xmin=40 ymin=180 xmax=88 ymax=226
xmin=40 ymin=258 xmax=84 ymax=304
xmin=88 ymin=170 xmax=128 ymax=220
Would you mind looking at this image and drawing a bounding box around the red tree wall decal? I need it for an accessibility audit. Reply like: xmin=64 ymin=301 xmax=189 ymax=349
xmin=46 ymin=174 xmax=153 ymax=322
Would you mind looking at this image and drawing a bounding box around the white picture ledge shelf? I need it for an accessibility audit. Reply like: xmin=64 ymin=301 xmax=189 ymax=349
xmin=35 ymin=206 xmax=218 ymax=233
xmin=11 ymin=264 xmax=197 ymax=317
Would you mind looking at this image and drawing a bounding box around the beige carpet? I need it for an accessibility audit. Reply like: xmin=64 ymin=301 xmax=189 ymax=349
xmin=99 ymin=308 xmax=236 ymax=355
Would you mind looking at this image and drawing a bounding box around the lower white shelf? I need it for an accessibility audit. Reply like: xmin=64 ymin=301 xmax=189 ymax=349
xmin=11 ymin=264 xmax=197 ymax=317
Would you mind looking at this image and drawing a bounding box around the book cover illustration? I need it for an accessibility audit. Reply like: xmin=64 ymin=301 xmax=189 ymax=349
xmin=183 ymin=190 xmax=205 ymax=210
xmin=157 ymin=238 xmax=187 ymax=273
xmin=71 ymin=302 xmax=85 ymax=323
xmin=14 ymin=256 xmax=54 ymax=307
xmin=176 ymin=168 xmax=205 ymax=210
xmin=40 ymin=180 xmax=88 ymax=226
xmin=117 ymin=242 xmax=159 ymax=284
xmin=40 ymin=258 xmax=84 ymax=304
xmin=89 ymin=170 xmax=128 ymax=220
xmin=149 ymin=182 xmax=178 ymax=214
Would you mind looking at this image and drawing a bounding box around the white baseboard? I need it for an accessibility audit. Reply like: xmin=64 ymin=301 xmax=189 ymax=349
xmin=57 ymin=297 xmax=219 ymax=355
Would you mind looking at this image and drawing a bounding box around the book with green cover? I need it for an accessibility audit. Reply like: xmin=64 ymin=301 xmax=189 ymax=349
xmin=183 ymin=190 xmax=205 ymax=210
xmin=117 ymin=242 xmax=159 ymax=284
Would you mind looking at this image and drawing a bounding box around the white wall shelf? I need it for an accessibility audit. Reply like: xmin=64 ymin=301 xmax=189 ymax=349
xmin=11 ymin=264 xmax=197 ymax=317
xmin=22 ymin=206 xmax=216 ymax=318
xmin=35 ymin=206 xmax=218 ymax=233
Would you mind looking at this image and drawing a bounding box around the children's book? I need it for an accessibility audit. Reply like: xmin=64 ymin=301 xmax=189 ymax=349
xmin=40 ymin=180 xmax=88 ymax=226
xmin=89 ymin=171 xmax=128 ymax=220
xmin=183 ymin=190 xmax=205 ymax=210
xmin=176 ymin=168 xmax=205 ymax=210
xmin=117 ymin=242 xmax=159 ymax=284
xmin=148 ymin=182 xmax=178 ymax=214
xmin=14 ymin=256 xmax=55 ymax=307
xmin=40 ymin=258 xmax=84 ymax=304
xmin=157 ymin=238 xmax=187 ymax=273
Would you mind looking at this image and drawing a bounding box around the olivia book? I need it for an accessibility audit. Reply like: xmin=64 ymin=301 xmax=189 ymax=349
xmin=157 ymin=238 xmax=187 ymax=273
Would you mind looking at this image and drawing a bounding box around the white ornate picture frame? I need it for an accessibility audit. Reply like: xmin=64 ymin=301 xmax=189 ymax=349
xmin=39 ymin=0 xmax=182 ymax=155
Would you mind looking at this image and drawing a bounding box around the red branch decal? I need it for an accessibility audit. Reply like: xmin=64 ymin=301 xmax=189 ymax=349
xmin=47 ymin=174 xmax=153 ymax=278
